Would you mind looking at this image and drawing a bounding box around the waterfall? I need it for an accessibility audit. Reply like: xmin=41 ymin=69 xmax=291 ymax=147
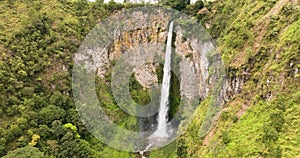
xmin=139 ymin=21 xmax=174 ymax=158
xmin=153 ymin=21 xmax=174 ymax=138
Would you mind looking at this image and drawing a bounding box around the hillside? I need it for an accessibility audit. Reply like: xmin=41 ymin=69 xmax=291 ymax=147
xmin=0 ymin=0 xmax=299 ymax=157
xmin=179 ymin=0 xmax=300 ymax=157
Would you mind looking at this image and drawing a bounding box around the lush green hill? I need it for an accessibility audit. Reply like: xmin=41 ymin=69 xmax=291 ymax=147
xmin=178 ymin=0 xmax=300 ymax=157
xmin=0 ymin=0 xmax=132 ymax=157
xmin=0 ymin=0 xmax=299 ymax=157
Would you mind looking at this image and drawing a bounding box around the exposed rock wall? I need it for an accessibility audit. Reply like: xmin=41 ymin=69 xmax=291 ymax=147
xmin=86 ymin=9 xmax=231 ymax=104
xmin=94 ymin=24 xmax=225 ymax=101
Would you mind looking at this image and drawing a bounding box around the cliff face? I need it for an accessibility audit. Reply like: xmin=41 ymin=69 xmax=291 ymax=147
xmin=106 ymin=26 xmax=167 ymax=89
xmin=94 ymin=17 xmax=222 ymax=101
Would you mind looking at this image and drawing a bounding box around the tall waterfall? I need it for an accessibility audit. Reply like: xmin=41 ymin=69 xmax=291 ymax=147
xmin=154 ymin=21 xmax=174 ymax=138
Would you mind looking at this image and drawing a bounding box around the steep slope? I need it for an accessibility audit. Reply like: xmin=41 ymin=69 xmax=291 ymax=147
xmin=177 ymin=0 xmax=300 ymax=157
xmin=0 ymin=0 xmax=133 ymax=157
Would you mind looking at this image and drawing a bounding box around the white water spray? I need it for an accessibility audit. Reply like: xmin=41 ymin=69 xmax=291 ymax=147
xmin=139 ymin=21 xmax=174 ymax=158
xmin=153 ymin=21 xmax=174 ymax=137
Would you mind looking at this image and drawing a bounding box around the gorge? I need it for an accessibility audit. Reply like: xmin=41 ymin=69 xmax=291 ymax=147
xmin=0 ymin=0 xmax=299 ymax=157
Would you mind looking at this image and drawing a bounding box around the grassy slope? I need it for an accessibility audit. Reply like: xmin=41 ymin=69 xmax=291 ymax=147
xmin=0 ymin=0 xmax=130 ymax=157
xmin=179 ymin=0 xmax=300 ymax=157
xmin=0 ymin=1 xmax=147 ymax=157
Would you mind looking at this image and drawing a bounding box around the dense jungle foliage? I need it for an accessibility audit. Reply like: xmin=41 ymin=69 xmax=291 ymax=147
xmin=0 ymin=0 xmax=299 ymax=157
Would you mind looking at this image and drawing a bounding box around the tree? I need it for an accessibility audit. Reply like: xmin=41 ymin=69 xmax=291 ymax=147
xmin=29 ymin=134 xmax=41 ymax=147
xmin=51 ymin=120 xmax=66 ymax=140
xmin=106 ymin=0 xmax=123 ymax=13
xmin=176 ymin=137 xmax=187 ymax=158
xmin=58 ymin=132 xmax=93 ymax=158
xmin=194 ymin=0 xmax=204 ymax=11
xmin=166 ymin=0 xmax=188 ymax=11
xmin=38 ymin=105 xmax=66 ymax=125
xmin=2 ymin=145 xmax=44 ymax=158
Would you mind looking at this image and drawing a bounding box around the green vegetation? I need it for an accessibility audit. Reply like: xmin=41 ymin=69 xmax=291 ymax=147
xmin=129 ymin=73 xmax=151 ymax=105
xmin=0 ymin=0 xmax=133 ymax=157
xmin=0 ymin=0 xmax=299 ymax=157
xmin=178 ymin=0 xmax=300 ymax=157
xmin=2 ymin=145 xmax=44 ymax=158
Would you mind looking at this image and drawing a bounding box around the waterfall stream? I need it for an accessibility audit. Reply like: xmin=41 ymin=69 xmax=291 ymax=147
xmin=138 ymin=21 xmax=174 ymax=158
xmin=153 ymin=21 xmax=174 ymax=138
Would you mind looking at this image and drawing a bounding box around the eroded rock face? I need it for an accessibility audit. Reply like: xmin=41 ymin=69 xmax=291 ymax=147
xmin=107 ymin=27 xmax=167 ymax=88
xmin=95 ymin=26 xmax=216 ymax=101
xmin=109 ymin=27 xmax=168 ymax=61
xmin=134 ymin=63 xmax=158 ymax=89
xmin=225 ymin=76 xmax=243 ymax=99
xmin=175 ymin=28 xmax=210 ymax=99
xmin=80 ymin=9 xmax=225 ymax=103
xmin=88 ymin=19 xmax=168 ymax=88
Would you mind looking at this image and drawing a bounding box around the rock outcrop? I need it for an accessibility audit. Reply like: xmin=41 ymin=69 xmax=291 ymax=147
xmin=78 ymin=8 xmax=227 ymax=105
